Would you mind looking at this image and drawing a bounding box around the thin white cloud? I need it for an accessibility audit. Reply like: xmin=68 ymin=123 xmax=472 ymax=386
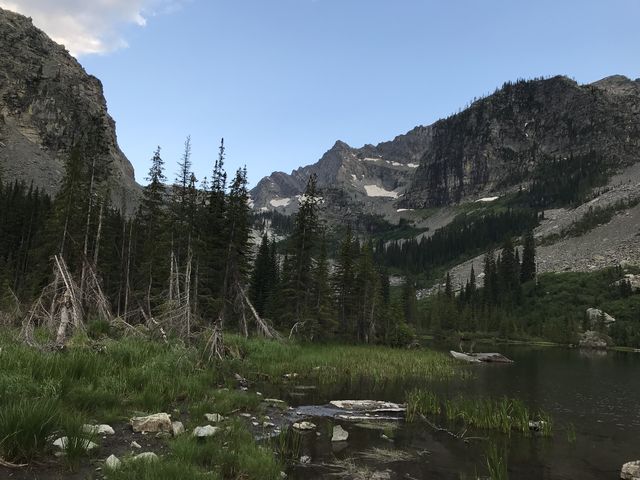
xmin=0 ymin=0 xmax=185 ymax=57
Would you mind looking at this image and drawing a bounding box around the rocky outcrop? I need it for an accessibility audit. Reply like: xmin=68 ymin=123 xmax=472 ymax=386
xmin=404 ymin=75 xmax=640 ymax=208
xmin=0 ymin=7 xmax=139 ymax=211
xmin=578 ymin=330 xmax=611 ymax=349
xmin=586 ymin=308 xmax=616 ymax=328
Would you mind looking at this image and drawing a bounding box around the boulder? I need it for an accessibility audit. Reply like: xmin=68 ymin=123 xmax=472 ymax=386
xmin=292 ymin=421 xmax=316 ymax=431
xmin=579 ymin=330 xmax=611 ymax=349
xmin=299 ymin=455 xmax=311 ymax=464
xmin=193 ymin=425 xmax=221 ymax=438
xmin=83 ymin=424 xmax=115 ymax=436
xmin=621 ymin=460 xmax=640 ymax=480
xmin=130 ymin=413 xmax=172 ymax=433
xmin=330 ymin=400 xmax=405 ymax=413
xmin=105 ymin=454 xmax=121 ymax=470
xmin=586 ymin=308 xmax=616 ymax=328
xmin=171 ymin=421 xmax=185 ymax=437
xmin=331 ymin=425 xmax=349 ymax=442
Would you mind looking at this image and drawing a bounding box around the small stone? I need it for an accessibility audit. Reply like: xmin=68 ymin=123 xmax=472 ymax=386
xmin=263 ymin=422 xmax=275 ymax=428
xmin=130 ymin=413 xmax=172 ymax=433
xmin=133 ymin=452 xmax=159 ymax=462
xmin=53 ymin=436 xmax=98 ymax=451
xmin=240 ymin=413 xmax=252 ymax=418
xmin=131 ymin=441 xmax=142 ymax=449
xmin=280 ymin=472 xmax=287 ymax=479
xmin=193 ymin=425 xmax=220 ymax=438
xmin=155 ymin=431 xmax=171 ymax=439
xmin=205 ymin=413 xmax=224 ymax=423
xmin=621 ymin=460 xmax=640 ymax=480
xmin=293 ymin=421 xmax=316 ymax=431
xmin=299 ymin=455 xmax=311 ymax=464
xmin=105 ymin=454 xmax=121 ymax=470
xmin=83 ymin=424 xmax=115 ymax=436
xmin=331 ymin=425 xmax=349 ymax=442
xmin=171 ymin=421 xmax=185 ymax=437
xmin=252 ymin=421 xmax=260 ymax=427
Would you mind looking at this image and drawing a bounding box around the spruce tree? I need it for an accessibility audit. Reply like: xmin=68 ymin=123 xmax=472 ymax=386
xmin=520 ymin=230 xmax=536 ymax=283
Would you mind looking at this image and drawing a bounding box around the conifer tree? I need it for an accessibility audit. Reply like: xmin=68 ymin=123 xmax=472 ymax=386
xmin=520 ymin=230 xmax=536 ymax=283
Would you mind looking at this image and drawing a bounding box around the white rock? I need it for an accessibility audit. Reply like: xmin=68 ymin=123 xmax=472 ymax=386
xmin=131 ymin=441 xmax=142 ymax=449
xmin=133 ymin=452 xmax=159 ymax=462
xmin=105 ymin=454 xmax=121 ymax=470
xmin=53 ymin=436 xmax=98 ymax=451
xmin=83 ymin=424 xmax=115 ymax=436
xmin=205 ymin=413 xmax=224 ymax=423
xmin=171 ymin=421 xmax=185 ymax=437
xmin=622 ymin=460 xmax=640 ymax=480
xmin=299 ymin=455 xmax=311 ymax=464
xmin=331 ymin=425 xmax=349 ymax=442
xmin=292 ymin=421 xmax=316 ymax=431
xmin=193 ymin=425 xmax=220 ymax=438
xmin=330 ymin=400 xmax=405 ymax=413
xmin=130 ymin=413 xmax=172 ymax=433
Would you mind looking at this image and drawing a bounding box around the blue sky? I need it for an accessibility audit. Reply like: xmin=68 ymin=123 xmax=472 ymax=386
xmin=4 ymin=0 xmax=640 ymax=186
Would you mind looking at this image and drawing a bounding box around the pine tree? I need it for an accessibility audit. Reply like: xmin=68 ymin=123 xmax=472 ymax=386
xmin=334 ymin=225 xmax=357 ymax=336
xmin=520 ymin=230 xmax=536 ymax=283
xmin=309 ymin=236 xmax=335 ymax=340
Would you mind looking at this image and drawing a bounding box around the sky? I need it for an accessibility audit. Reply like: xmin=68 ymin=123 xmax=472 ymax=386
xmin=2 ymin=0 xmax=640 ymax=187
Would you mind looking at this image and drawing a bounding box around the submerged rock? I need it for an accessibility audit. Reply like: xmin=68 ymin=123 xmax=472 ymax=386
xmin=130 ymin=413 xmax=172 ymax=433
xmin=331 ymin=425 xmax=349 ymax=442
xmin=622 ymin=460 xmax=640 ymax=480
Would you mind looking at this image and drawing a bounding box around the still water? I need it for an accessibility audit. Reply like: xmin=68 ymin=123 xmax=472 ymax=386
xmin=283 ymin=346 xmax=640 ymax=479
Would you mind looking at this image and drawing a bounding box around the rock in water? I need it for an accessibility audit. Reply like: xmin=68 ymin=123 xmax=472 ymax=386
xmin=130 ymin=413 xmax=172 ymax=433
xmin=193 ymin=425 xmax=220 ymax=438
xmin=622 ymin=461 xmax=640 ymax=480
xmin=331 ymin=425 xmax=349 ymax=442
xmin=579 ymin=330 xmax=611 ymax=349
xmin=292 ymin=421 xmax=316 ymax=431
xmin=105 ymin=454 xmax=121 ymax=470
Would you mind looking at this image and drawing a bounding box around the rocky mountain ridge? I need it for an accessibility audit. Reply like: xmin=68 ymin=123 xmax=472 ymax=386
xmin=0 ymin=7 xmax=139 ymax=210
xmin=251 ymin=75 xmax=640 ymax=219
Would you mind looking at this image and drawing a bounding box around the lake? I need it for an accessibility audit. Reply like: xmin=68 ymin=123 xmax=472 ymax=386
xmin=282 ymin=345 xmax=640 ymax=479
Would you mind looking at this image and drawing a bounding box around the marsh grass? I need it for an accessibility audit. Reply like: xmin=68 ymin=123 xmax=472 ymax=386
xmin=0 ymin=398 xmax=60 ymax=462
xmin=271 ymin=427 xmax=302 ymax=463
xmin=225 ymin=335 xmax=468 ymax=389
xmin=105 ymin=458 xmax=220 ymax=480
xmin=485 ymin=443 xmax=508 ymax=480
xmin=406 ymin=389 xmax=552 ymax=437
xmin=59 ymin=413 xmax=98 ymax=471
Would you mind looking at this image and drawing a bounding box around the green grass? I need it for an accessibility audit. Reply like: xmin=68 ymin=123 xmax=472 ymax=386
xmin=406 ymin=389 xmax=552 ymax=437
xmin=105 ymin=459 xmax=220 ymax=480
xmin=226 ymin=334 xmax=468 ymax=389
xmin=485 ymin=443 xmax=509 ymax=480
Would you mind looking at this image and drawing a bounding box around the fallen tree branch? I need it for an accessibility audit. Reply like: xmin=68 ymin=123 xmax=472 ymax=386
xmin=0 ymin=457 xmax=28 ymax=469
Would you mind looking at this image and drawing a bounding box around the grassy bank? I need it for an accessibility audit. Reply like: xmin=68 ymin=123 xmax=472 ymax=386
xmin=0 ymin=329 xmax=465 ymax=478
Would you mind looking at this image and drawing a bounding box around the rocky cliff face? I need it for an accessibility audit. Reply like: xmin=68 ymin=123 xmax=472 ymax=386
xmin=0 ymin=7 xmax=139 ymax=210
xmin=404 ymin=75 xmax=640 ymax=208
xmin=252 ymin=75 xmax=640 ymax=216
xmin=250 ymin=127 xmax=431 ymax=217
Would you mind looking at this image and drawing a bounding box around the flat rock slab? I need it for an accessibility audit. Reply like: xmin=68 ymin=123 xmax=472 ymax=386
xmin=130 ymin=413 xmax=172 ymax=433
xmin=330 ymin=400 xmax=406 ymax=413
xmin=293 ymin=421 xmax=316 ymax=431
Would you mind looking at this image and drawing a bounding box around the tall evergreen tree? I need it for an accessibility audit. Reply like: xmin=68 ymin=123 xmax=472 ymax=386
xmin=520 ymin=230 xmax=536 ymax=283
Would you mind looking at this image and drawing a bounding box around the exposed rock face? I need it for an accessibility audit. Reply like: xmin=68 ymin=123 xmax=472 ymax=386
xmin=586 ymin=308 xmax=616 ymax=328
xmin=404 ymin=75 xmax=640 ymax=208
xmin=250 ymin=128 xmax=430 ymax=217
xmin=251 ymin=75 xmax=640 ymax=217
xmin=0 ymin=7 xmax=139 ymax=210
